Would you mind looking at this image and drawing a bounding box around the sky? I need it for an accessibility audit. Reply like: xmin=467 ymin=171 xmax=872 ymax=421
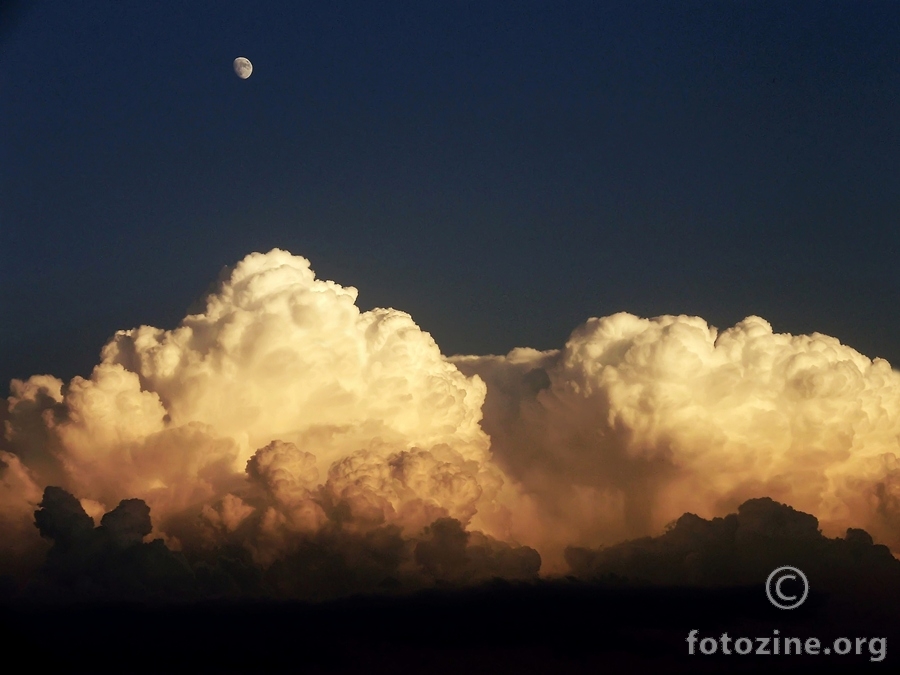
xmin=2 ymin=0 xmax=899 ymax=390
xmin=5 ymin=0 xmax=900 ymax=623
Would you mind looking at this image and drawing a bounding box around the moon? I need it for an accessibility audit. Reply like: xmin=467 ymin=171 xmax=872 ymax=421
xmin=233 ymin=57 xmax=252 ymax=79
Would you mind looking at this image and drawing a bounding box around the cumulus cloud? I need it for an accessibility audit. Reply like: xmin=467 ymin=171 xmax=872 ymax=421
xmin=24 ymin=484 xmax=539 ymax=602
xmin=3 ymin=248 xmax=900 ymax=596
xmin=453 ymin=312 xmax=900 ymax=570
xmin=29 ymin=487 xmax=194 ymax=602
xmin=565 ymin=497 xmax=900 ymax=605
xmin=0 ymin=250 xmax=532 ymax=598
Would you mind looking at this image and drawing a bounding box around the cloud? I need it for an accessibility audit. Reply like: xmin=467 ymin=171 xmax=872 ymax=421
xmin=565 ymin=497 xmax=900 ymax=604
xmin=1 ymin=250 xmax=521 ymax=570
xmin=30 ymin=487 xmax=194 ymax=602
xmin=2 ymin=248 xmax=900 ymax=596
xmin=0 ymin=450 xmax=47 ymax=578
xmin=25 ymin=485 xmax=539 ymax=602
xmin=414 ymin=517 xmax=541 ymax=584
xmin=453 ymin=312 xmax=900 ymax=570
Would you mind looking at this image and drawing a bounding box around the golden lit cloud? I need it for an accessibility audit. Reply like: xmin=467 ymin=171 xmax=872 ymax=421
xmin=455 ymin=312 xmax=900 ymax=570
xmin=3 ymin=249 xmax=900 ymax=586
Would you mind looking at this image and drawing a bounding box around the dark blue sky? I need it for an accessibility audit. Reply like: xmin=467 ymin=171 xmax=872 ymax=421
xmin=2 ymin=1 xmax=899 ymax=392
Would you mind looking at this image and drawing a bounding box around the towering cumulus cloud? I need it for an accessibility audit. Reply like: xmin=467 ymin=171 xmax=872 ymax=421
xmin=454 ymin=313 xmax=900 ymax=569
xmin=2 ymin=249 xmax=899 ymax=595
xmin=0 ymin=250 xmax=527 ymax=591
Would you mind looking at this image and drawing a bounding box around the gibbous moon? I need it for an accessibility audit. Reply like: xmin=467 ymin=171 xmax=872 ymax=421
xmin=233 ymin=57 xmax=253 ymax=79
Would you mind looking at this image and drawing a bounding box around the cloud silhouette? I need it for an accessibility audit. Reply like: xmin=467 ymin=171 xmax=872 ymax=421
xmin=566 ymin=497 xmax=900 ymax=604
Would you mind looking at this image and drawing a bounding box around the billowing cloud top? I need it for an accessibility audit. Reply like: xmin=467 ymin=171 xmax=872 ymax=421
xmin=104 ymin=249 xmax=489 ymax=463
xmin=2 ymin=249 xmax=900 ymax=596
xmin=454 ymin=312 xmax=900 ymax=568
